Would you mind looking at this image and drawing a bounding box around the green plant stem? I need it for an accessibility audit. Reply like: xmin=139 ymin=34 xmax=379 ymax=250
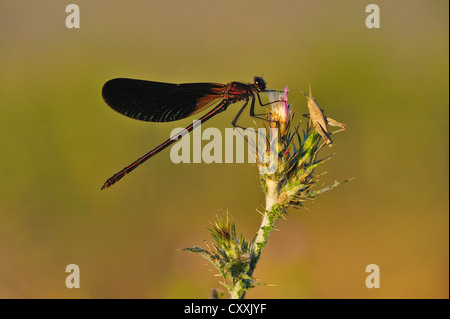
xmin=254 ymin=179 xmax=278 ymax=253
xmin=229 ymin=179 xmax=281 ymax=299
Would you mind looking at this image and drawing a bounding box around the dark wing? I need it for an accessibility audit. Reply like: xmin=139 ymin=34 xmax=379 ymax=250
xmin=102 ymin=78 xmax=225 ymax=122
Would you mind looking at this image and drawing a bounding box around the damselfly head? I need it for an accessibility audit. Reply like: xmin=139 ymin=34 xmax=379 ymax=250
xmin=253 ymin=76 xmax=266 ymax=91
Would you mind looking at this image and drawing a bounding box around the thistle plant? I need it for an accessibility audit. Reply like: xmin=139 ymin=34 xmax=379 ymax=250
xmin=184 ymin=86 xmax=348 ymax=299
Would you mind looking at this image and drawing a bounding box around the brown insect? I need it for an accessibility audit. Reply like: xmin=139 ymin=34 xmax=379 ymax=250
xmin=302 ymin=86 xmax=347 ymax=147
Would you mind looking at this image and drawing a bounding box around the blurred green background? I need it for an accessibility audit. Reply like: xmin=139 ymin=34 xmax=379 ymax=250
xmin=0 ymin=0 xmax=448 ymax=298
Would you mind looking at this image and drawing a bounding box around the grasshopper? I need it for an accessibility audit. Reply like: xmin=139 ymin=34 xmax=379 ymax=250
xmin=301 ymin=86 xmax=347 ymax=147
